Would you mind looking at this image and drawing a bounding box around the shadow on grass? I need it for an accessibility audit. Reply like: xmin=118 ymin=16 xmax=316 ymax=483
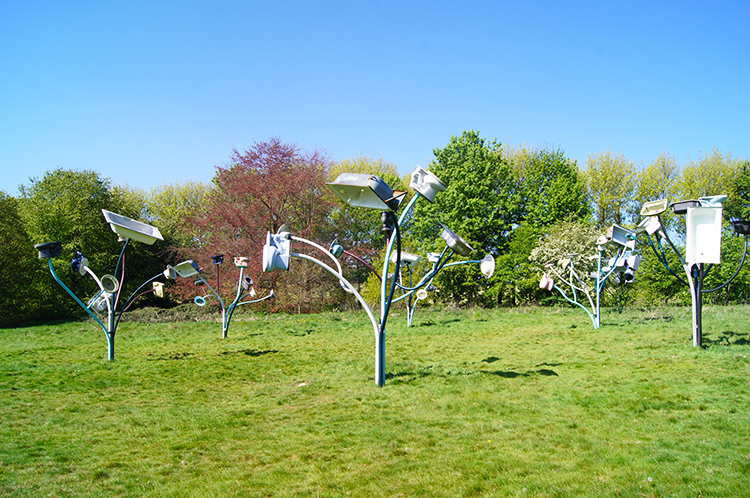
xmin=481 ymin=368 xmax=559 ymax=378
xmin=703 ymin=330 xmax=750 ymax=346
xmin=145 ymin=352 xmax=196 ymax=361
xmin=220 ymin=349 xmax=280 ymax=357
xmin=383 ymin=360 xmax=561 ymax=383
xmin=418 ymin=318 xmax=462 ymax=327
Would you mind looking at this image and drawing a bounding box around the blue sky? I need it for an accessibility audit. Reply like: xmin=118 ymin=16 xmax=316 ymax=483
xmin=1 ymin=1 xmax=748 ymax=195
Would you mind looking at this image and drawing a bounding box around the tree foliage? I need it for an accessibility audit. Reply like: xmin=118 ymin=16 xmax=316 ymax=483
xmin=0 ymin=192 xmax=50 ymax=325
xmin=180 ymin=138 xmax=335 ymax=312
xmin=510 ymin=146 xmax=590 ymax=227
xmin=584 ymin=150 xmax=637 ymax=227
xmin=405 ymin=131 xmax=523 ymax=305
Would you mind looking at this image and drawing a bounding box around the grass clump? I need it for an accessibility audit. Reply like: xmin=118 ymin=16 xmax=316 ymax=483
xmin=1 ymin=305 xmax=749 ymax=496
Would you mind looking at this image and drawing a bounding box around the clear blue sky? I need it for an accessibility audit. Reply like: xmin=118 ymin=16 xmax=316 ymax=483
xmin=2 ymin=1 xmax=748 ymax=195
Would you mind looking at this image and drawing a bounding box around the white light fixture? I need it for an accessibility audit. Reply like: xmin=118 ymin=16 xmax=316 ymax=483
xmin=640 ymin=199 xmax=669 ymax=217
xmin=153 ymin=281 xmax=165 ymax=298
xmin=390 ymin=250 xmax=420 ymax=267
xmin=409 ymin=166 xmax=446 ymax=202
xmin=440 ymin=225 xmax=473 ymax=256
xmin=698 ymin=195 xmax=728 ymax=208
xmin=539 ymin=274 xmax=554 ymax=291
xmin=262 ymin=231 xmax=291 ymax=272
xmin=636 ymin=216 xmax=662 ymax=236
xmin=102 ymin=210 xmax=163 ymax=245
xmin=480 ymin=254 xmax=495 ymax=278
xmin=164 ymin=260 xmax=201 ymax=279
xmin=686 ymin=205 xmax=723 ymax=264
xmin=326 ymin=174 xmax=405 ymax=211
xmin=606 ymin=224 xmax=636 ymax=248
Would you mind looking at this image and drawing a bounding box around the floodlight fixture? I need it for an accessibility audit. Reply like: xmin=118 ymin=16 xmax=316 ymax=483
xmin=35 ymin=241 xmax=63 ymax=259
xmin=606 ymin=224 xmax=636 ymax=248
xmin=640 ymin=199 xmax=669 ymax=217
xmin=102 ymin=209 xmax=163 ymax=245
xmin=440 ymin=225 xmax=473 ymax=256
xmin=167 ymin=260 xmax=201 ymax=278
xmin=426 ymin=252 xmax=441 ymax=263
xmin=153 ymin=281 xmax=165 ymax=298
xmin=733 ymin=220 xmax=750 ymax=235
xmin=326 ymin=173 xmax=406 ymax=211
xmin=671 ymin=199 xmax=700 ymax=215
xmin=623 ymin=255 xmax=642 ymax=282
xmin=636 ymin=216 xmax=662 ymax=236
xmin=390 ymin=250 xmax=420 ymax=267
xmin=409 ymin=166 xmax=446 ymax=202
xmin=698 ymin=195 xmax=728 ymax=207
xmin=480 ymin=254 xmax=496 ymax=278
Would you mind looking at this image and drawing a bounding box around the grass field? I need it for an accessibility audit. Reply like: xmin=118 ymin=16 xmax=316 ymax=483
xmin=1 ymin=305 xmax=750 ymax=497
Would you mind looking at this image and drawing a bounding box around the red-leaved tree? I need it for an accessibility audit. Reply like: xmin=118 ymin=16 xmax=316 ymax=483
xmin=172 ymin=138 xmax=337 ymax=312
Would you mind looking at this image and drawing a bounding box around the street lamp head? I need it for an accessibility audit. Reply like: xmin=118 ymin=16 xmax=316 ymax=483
xmin=671 ymin=199 xmax=700 ymax=215
xmin=440 ymin=225 xmax=474 ymax=256
xmin=732 ymin=219 xmax=750 ymax=235
xmin=636 ymin=216 xmax=662 ymax=236
xmin=327 ymin=173 xmax=406 ymax=211
xmin=35 ymin=241 xmax=63 ymax=259
xmin=102 ymin=209 xmax=163 ymax=245
xmin=409 ymin=166 xmax=446 ymax=202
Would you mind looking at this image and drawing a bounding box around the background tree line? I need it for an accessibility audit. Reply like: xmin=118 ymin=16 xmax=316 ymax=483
xmin=2 ymin=133 xmax=748 ymax=326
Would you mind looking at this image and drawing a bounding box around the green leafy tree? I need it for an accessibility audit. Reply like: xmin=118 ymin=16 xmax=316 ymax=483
xmin=725 ymin=160 xmax=750 ymax=221
xmin=584 ymin=149 xmax=637 ymax=227
xmin=510 ymin=146 xmax=590 ymax=227
xmin=676 ymin=149 xmax=740 ymax=201
xmin=18 ymin=169 xmax=164 ymax=319
xmin=134 ymin=180 xmax=213 ymax=249
xmin=407 ymin=131 xmax=523 ymax=305
xmin=0 ymin=192 xmax=52 ymax=325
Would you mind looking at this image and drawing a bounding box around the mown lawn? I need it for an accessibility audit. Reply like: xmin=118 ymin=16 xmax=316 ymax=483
xmin=1 ymin=305 xmax=749 ymax=497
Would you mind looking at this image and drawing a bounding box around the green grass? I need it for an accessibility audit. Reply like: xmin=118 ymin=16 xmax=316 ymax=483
xmin=1 ymin=305 xmax=750 ymax=497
